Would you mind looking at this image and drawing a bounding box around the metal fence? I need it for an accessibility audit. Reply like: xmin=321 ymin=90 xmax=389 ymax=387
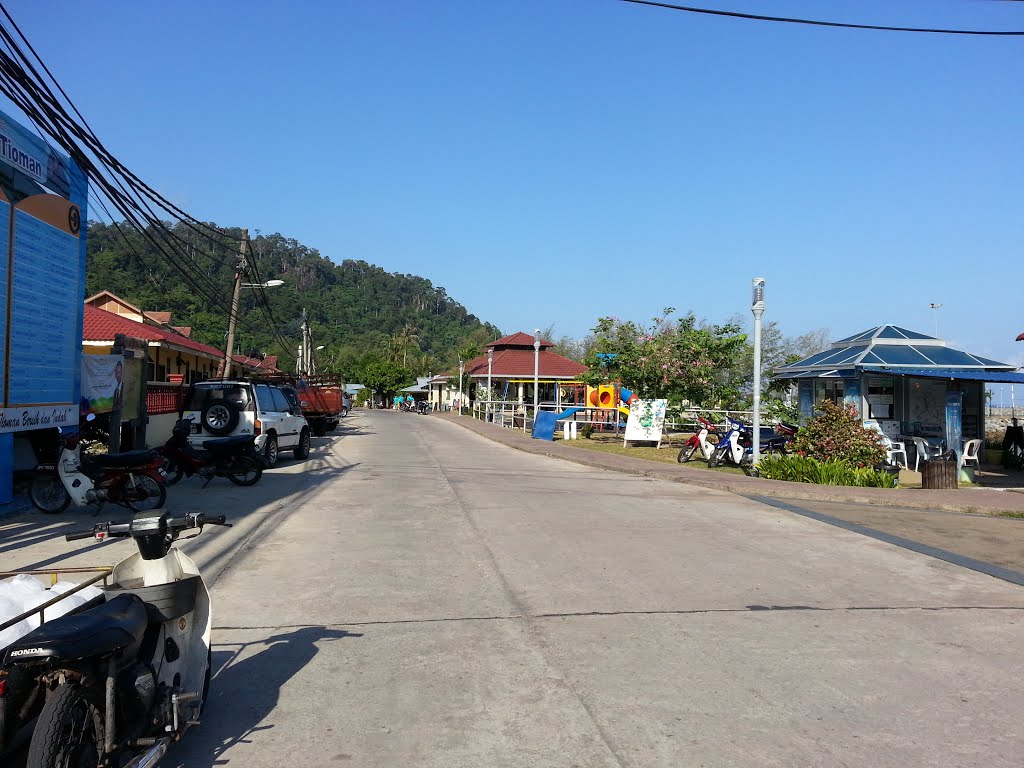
xmin=146 ymin=382 xmax=185 ymax=415
xmin=467 ymin=400 xmax=764 ymax=440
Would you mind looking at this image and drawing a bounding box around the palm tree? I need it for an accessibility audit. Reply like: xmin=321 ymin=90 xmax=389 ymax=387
xmin=399 ymin=323 xmax=420 ymax=367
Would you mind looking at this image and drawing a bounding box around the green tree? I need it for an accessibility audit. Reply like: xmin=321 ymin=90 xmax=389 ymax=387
xmin=358 ymin=359 xmax=412 ymax=402
xmin=580 ymin=309 xmax=747 ymax=407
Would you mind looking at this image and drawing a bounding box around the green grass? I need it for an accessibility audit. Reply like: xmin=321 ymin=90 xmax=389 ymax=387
xmin=557 ymin=434 xmax=748 ymax=475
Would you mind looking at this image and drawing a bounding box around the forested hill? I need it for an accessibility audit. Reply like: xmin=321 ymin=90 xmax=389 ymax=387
xmin=85 ymin=221 xmax=501 ymax=375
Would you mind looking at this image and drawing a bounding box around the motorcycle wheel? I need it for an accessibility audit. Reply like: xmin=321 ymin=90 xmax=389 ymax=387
xmin=226 ymin=456 xmax=262 ymax=486
xmin=124 ymin=474 xmax=167 ymax=512
xmin=29 ymin=474 xmax=72 ymax=514
xmin=677 ymin=443 xmax=698 ymax=463
xmin=708 ymin=446 xmax=725 ymax=468
xmin=160 ymin=456 xmax=185 ymax=486
xmin=26 ymin=683 xmax=103 ymax=768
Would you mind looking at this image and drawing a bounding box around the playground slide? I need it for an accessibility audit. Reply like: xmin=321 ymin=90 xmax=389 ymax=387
xmin=555 ymin=407 xmax=585 ymax=420
xmin=617 ymin=406 xmax=631 ymax=418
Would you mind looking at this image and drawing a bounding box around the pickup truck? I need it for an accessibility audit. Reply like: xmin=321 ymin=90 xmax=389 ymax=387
xmin=277 ymin=374 xmax=346 ymax=436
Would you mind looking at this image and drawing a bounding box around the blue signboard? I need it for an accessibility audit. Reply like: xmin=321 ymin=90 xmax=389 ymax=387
xmin=945 ymin=391 xmax=963 ymax=465
xmin=0 ymin=109 xmax=87 ymax=433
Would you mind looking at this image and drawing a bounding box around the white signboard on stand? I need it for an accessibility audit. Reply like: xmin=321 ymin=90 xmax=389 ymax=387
xmin=623 ymin=399 xmax=668 ymax=447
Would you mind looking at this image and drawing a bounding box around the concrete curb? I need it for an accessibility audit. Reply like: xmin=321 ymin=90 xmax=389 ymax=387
xmin=435 ymin=413 xmax=1024 ymax=516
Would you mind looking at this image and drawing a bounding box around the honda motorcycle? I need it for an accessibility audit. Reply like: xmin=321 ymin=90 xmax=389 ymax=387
xmin=156 ymin=418 xmax=262 ymax=487
xmin=707 ymin=418 xmax=799 ymax=468
xmin=28 ymin=420 xmax=166 ymax=515
xmin=1 ymin=510 xmax=229 ymax=768
xmin=677 ymin=415 xmax=719 ymax=463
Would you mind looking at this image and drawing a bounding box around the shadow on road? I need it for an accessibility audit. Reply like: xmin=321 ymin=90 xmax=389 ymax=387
xmin=172 ymin=625 xmax=362 ymax=766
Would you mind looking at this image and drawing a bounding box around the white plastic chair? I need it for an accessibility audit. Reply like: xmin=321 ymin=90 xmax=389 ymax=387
xmin=961 ymin=438 xmax=982 ymax=468
xmin=911 ymin=437 xmax=941 ymax=473
xmin=881 ymin=435 xmax=907 ymax=468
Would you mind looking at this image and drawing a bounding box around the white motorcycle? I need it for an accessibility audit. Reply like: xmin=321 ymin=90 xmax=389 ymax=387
xmin=29 ymin=418 xmax=167 ymax=514
xmin=676 ymin=415 xmax=720 ymax=463
xmin=1 ymin=510 xmax=229 ymax=768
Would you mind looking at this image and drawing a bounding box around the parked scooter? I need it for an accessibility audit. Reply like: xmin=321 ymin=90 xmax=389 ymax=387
xmin=1 ymin=510 xmax=229 ymax=768
xmin=707 ymin=418 xmax=797 ymax=468
xmin=677 ymin=415 xmax=719 ymax=463
xmin=28 ymin=418 xmax=166 ymax=515
xmin=156 ymin=418 xmax=263 ymax=487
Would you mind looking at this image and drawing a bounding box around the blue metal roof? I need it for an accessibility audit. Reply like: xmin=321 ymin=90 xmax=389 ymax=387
xmin=834 ymin=325 xmax=938 ymax=345
xmin=892 ymin=369 xmax=1024 ymax=384
xmin=778 ymin=325 xmax=1013 ymax=375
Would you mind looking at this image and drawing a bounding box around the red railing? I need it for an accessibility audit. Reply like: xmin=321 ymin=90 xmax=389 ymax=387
xmin=146 ymin=382 xmax=184 ymax=415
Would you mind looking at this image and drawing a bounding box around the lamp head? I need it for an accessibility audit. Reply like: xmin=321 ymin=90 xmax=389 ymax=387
xmin=751 ymin=278 xmax=765 ymax=311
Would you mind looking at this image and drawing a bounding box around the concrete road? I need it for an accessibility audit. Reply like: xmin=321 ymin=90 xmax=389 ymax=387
xmin=5 ymin=409 xmax=1024 ymax=767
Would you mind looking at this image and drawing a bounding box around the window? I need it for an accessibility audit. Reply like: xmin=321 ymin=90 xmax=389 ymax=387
xmin=813 ymin=379 xmax=844 ymax=408
xmin=254 ymin=384 xmax=277 ymax=413
xmin=270 ymin=387 xmax=291 ymax=413
xmin=866 ymin=376 xmax=895 ymax=420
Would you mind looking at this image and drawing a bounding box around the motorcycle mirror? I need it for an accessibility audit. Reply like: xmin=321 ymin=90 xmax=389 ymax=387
xmin=85 ymin=413 xmax=96 ymax=422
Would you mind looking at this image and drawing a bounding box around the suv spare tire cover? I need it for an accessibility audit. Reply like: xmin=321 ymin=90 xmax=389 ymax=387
xmin=202 ymin=399 xmax=240 ymax=436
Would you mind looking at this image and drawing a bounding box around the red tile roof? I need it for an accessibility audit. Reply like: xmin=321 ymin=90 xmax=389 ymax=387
xmin=461 ymin=348 xmax=585 ymax=379
xmin=232 ymin=354 xmax=283 ymax=373
xmin=488 ymin=332 xmax=553 ymax=349
xmin=144 ymin=311 xmax=172 ymax=325
xmin=83 ymin=305 xmax=223 ymax=359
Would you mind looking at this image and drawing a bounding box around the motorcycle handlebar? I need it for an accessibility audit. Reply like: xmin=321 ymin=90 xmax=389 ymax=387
xmin=64 ymin=514 xmax=230 ymax=543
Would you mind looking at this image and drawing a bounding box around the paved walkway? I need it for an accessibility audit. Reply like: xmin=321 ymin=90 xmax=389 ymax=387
xmin=438 ymin=413 xmax=1024 ymax=515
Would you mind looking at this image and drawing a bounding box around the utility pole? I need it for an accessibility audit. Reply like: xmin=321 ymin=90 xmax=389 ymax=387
xmin=218 ymin=229 xmax=248 ymax=377
xmin=298 ymin=308 xmax=314 ymax=377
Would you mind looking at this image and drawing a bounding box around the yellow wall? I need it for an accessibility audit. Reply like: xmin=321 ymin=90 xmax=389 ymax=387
xmin=82 ymin=342 xmax=219 ymax=384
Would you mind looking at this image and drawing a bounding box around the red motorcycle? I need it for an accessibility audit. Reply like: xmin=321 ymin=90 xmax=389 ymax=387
xmin=677 ymin=415 xmax=720 ymax=463
xmin=155 ymin=418 xmax=263 ymax=487
xmin=28 ymin=423 xmax=167 ymax=514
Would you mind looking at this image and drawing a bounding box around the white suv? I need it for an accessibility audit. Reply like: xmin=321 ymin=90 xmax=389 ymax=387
xmin=182 ymin=380 xmax=311 ymax=467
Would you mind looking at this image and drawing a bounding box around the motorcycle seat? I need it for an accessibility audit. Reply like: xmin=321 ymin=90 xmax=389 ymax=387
xmin=202 ymin=435 xmax=253 ymax=452
xmin=3 ymin=593 xmax=148 ymax=665
xmin=92 ymin=449 xmax=157 ymax=468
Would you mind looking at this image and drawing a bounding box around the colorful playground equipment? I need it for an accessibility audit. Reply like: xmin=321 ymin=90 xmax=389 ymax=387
xmin=532 ymin=384 xmax=640 ymax=441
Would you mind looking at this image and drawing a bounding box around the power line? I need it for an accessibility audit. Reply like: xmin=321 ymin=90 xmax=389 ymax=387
xmin=0 ymin=13 xmax=294 ymax=355
xmin=620 ymin=0 xmax=1024 ymax=35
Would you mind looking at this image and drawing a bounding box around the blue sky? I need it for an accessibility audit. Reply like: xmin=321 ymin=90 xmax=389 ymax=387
xmin=6 ymin=0 xmax=1022 ymax=367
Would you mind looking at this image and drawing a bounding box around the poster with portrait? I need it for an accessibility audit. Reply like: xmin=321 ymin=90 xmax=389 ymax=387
xmin=81 ymin=354 xmax=124 ymax=414
xmin=624 ymin=399 xmax=668 ymax=447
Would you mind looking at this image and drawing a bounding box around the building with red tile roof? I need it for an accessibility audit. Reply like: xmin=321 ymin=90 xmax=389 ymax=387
xmin=83 ymin=305 xmax=225 ymax=383
xmin=84 ymin=301 xmax=281 ymax=383
xmin=428 ymin=331 xmax=586 ymax=409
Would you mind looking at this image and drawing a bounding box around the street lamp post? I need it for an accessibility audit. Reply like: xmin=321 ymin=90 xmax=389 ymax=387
xmin=458 ymin=359 xmax=464 ymax=415
xmin=533 ymin=329 xmax=540 ymax=427
xmin=487 ymin=348 xmax=493 ymax=421
xmin=751 ymin=278 xmax=766 ymax=464
xmin=929 ymin=302 xmax=943 ymax=337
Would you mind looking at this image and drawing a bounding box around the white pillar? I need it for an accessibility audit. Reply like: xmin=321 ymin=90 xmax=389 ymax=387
xmin=752 ymin=278 xmax=765 ymax=464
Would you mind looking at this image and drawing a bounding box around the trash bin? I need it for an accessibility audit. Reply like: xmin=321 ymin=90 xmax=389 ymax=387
xmin=921 ymin=457 xmax=958 ymax=489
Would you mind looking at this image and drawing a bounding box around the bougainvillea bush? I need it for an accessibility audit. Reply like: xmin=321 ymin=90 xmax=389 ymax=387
xmin=793 ymin=399 xmax=887 ymax=468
